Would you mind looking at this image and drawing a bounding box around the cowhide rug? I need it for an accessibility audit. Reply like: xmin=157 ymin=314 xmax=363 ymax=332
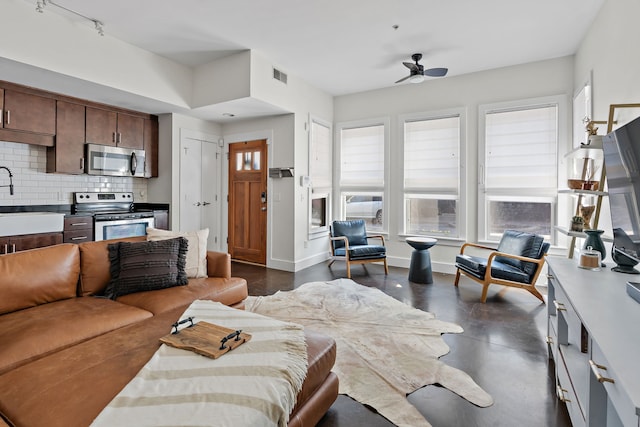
xmin=245 ymin=278 xmax=493 ymax=427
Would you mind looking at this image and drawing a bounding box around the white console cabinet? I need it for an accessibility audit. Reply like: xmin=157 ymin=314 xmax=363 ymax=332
xmin=546 ymin=257 xmax=640 ymax=427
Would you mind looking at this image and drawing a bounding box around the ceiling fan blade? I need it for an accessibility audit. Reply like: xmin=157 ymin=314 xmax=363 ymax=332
xmin=395 ymin=75 xmax=412 ymax=84
xmin=424 ymin=67 xmax=448 ymax=77
xmin=403 ymin=62 xmax=419 ymax=72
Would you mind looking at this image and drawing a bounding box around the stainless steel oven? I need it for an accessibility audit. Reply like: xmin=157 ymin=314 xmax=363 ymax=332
xmin=73 ymin=192 xmax=154 ymax=241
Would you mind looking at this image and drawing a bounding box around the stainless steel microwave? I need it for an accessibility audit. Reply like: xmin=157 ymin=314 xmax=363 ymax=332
xmin=85 ymin=143 xmax=145 ymax=177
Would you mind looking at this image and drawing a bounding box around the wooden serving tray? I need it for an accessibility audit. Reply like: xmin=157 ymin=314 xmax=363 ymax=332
xmin=160 ymin=321 xmax=251 ymax=359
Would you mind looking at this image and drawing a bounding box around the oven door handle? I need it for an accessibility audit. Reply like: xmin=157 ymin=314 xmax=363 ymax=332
xmin=130 ymin=152 xmax=138 ymax=175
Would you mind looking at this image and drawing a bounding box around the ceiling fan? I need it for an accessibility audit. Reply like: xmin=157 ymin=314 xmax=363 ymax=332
xmin=395 ymin=53 xmax=448 ymax=84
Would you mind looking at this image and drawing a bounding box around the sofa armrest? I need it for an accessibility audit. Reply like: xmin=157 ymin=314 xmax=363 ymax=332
xmin=206 ymin=251 xmax=231 ymax=279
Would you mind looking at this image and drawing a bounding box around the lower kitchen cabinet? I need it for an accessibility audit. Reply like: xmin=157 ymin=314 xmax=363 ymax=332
xmin=0 ymin=232 xmax=63 ymax=254
xmin=547 ymin=257 xmax=640 ymax=427
xmin=63 ymin=215 xmax=94 ymax=243
xmin=153 ymin=210 xmax=169 ymax=230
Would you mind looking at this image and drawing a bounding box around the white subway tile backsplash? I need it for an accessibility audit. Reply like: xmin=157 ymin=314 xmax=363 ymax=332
xmin=0 ymin=141 xmax=148 ymax=206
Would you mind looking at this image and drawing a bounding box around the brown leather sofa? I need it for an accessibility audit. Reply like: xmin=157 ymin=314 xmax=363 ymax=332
xmin=0 ymin=237 xmax=338 ymax=427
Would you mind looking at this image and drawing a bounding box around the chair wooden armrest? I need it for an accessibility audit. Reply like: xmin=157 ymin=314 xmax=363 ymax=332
xmin=329 ymin=235 xmax=349 ymax=256
xmin=366 ymin=234 xmax=386 ymax=246
xmin=485 ymin=251 xmax=547 ymax=268
xmin=459 ymin=241 xmax=496 ymax=254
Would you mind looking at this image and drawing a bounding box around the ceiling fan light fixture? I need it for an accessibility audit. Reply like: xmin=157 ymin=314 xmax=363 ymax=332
xmin=409 ymin=74 xmax=425 ymax=84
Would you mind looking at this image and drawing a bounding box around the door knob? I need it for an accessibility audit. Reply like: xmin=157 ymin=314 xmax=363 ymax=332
xmin=261 ymin=207 xmax=267 ymax=211
xmin=194 ymin=202 xmax=201 ymax=206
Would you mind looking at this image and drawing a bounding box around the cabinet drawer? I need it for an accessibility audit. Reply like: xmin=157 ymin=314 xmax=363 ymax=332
xmin=553 ymin=283 xmax=586 ymax=352
xmin=557 ymin=351 xmax=586 ymax=427
xmin=63 ymin=229 xmax=93 ymax=243
xmin=64 ymin=216 xmax=93 ymax=230
xmin=590 ymin=341 xmax=638 ymax=427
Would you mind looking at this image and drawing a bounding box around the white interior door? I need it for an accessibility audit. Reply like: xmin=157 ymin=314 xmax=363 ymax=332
xmin=179 ymin=137 xmax=202 ymax=232
xmin=179 ymin=131 xmax=222 ymax=251
xmin=201 ymin=141 xmax=221 ymax=251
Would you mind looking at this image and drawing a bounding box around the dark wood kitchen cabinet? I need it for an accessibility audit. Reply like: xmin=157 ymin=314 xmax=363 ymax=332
xmin=0 ymin=232 xmax=63 ymax=254
xmin=63 ymin=215 xmax=93 ymax=243
xmin=46 ymin=101 xmax=86 ymax=174
xmin=144 ymin=118 xmax=159 ymax=177
xmin=0 ymin=85 xmax=56 ymax=147
xmin=153 ymin=210 xmax=168 ymax=230
xmin=86 ymin=107 xmax=144 ymax=150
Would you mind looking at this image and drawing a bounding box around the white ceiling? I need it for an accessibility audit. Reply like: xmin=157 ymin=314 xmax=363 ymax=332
xmin=16 ymin=0 xmax=605 ymax=119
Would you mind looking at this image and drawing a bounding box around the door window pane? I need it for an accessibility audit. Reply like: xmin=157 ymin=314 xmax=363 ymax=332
xmin=243 ymin=153 xmax=252 ymax=170
xmin=253 ymin=151 xmax=260 ymax=170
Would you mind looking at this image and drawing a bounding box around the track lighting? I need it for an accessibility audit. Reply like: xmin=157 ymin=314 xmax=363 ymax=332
xmin=35 ymin=0 xmax=105 ymax=36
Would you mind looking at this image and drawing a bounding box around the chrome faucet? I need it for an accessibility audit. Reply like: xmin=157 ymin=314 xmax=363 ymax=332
xmin=0 ymin=167 xmax=14 ymax=195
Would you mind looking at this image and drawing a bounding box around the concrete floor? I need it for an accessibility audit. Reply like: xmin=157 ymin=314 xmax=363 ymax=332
xmin=231 ymin=260 xmax=572 ymax=427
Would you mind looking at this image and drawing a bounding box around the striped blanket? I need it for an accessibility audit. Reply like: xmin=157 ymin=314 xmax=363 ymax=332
xmin=91 ymin=300 xmax=308 ymax=427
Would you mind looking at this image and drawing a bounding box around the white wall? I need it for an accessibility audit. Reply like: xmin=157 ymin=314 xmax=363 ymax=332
xmin=575 ymin=0 xmax=640 ymax=117
xmin=334 ymin=57 xmax=575 ymax=273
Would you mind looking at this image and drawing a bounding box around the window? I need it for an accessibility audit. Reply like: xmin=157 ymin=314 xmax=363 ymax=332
xmin=479 ymin=98 xmax=563 ymax=242
xmin=337 ymin=120 xmax=387 ymax=232
xmin=403 ymin=112 xmax=463 ymax=238
xmin=309 ymin=116 xmax=332 ymax=236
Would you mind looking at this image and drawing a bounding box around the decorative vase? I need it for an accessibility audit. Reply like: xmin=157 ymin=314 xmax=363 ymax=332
xmin=583 ymin=229 xmax=606 ymax=266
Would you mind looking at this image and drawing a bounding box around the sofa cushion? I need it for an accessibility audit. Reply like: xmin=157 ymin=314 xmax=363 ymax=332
xmin=0 ymin=244 xmax=79 ymax=315
xmin=0 ymin=297 xmax=152 ymax=375
xmin=118 ymin=277 xmax=248 ymax=314
xmin=496 ymin=230 xmax=546 ymax=276
xmin=103 ymin=238 xmax=189 ymax=300
xmin=78 ymin=236 xmax=146 ymax=296
xmin=146 ymin=227 xmax=209 ymax=278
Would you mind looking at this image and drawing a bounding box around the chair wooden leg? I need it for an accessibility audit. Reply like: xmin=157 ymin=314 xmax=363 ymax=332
xmin=454 ymin=269 xmax=461 ymax=287
xmin=346 ymin=261 xmax=351 ymax=279
xmin=480 ymin=284 xmax=490 ymax=303
xmin=529 ymin=286 xmax=545 ymax=303
xmin=383 ymin=258 xmax=389 ymax=275
xmin=328 ymin=260 xmax=335 ymax=268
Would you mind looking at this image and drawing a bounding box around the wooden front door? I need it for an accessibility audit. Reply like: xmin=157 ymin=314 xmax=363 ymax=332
xmin=228 ymin=140 xmax=267 ymax=264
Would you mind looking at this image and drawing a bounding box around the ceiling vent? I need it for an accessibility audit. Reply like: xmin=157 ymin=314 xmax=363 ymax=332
xmin=273 ymin=67 xmax=288 ymax=84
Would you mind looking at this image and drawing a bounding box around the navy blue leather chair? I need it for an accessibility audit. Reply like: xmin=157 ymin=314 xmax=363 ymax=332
xmin=454 ymin=230 xmax=549 ymax=303
xmin=328 ymin=220 xmax=388 ymax=278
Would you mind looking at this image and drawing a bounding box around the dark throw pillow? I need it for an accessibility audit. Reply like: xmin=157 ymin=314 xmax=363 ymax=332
xmin=103 ymin=237 xmax=189 ymax=300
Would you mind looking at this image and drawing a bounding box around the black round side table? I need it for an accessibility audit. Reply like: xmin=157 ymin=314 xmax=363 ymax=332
xmin=406 ymin=237 xmax=437 ymax=284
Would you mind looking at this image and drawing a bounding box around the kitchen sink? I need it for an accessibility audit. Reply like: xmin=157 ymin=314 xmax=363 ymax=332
xmin=0 ymin=212 xmax=65 ymax=237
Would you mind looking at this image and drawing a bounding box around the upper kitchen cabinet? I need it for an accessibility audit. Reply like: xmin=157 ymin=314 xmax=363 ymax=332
xmin=86 ymin=107 xmax=144 ymax=150
xmin=0 ymin=84 xmax=56 ymax=147
xmin=47 ymin=101 xmax=86 ymax=174
xmin=144 ymin=117 xmax=159 ymax=178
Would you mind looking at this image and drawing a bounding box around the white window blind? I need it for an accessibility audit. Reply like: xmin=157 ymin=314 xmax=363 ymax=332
xmin=404 ymin=116 xmax=459 ymax=192
xmin=309 ymin=119 xmax=332 ymax=189
xmin=485 ymin=105 xmax=558 ymax=189
xmin=340 ymin=125 xmax=384 ymax=186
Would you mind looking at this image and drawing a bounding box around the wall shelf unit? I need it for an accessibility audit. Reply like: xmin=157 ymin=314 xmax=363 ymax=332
xmin=556 ymin=136 xmax=608 ymax=258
